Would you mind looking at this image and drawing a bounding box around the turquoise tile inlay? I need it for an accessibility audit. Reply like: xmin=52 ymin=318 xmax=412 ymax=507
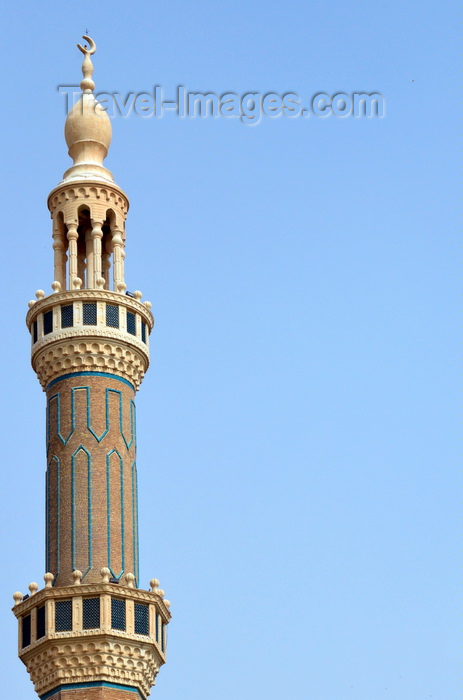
xmin=45 ymin=464 xmax=49 ymax=573
xmin=48 ymin=392 xmax=75 ymax=446
xmin=108 ymin=388 xmax=135 ymax=449
xmin=106 ymin=449 xmax=125 ymax=579
xmin=71 ymin=446 xmax=92 ymax=578
xmin=47 ymin=371 xmax=135 ymax=391
xmin=131 ymin=461 xmax=139 ymax=586
xmin=47 ymin=387 xmax=135 ymax=448
xmin=46 ymin=456 xmax=60 ymax=580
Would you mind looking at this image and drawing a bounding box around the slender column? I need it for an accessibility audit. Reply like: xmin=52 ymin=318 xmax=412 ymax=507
xmin=66 ymin=224 xmax=78 ymax=288
xmin=102 ymin=251 xmax=111 ymax=289
xmin=121 ymin=248 xmax=126 ymax=289
xmin=112 ymin=229 xmax=126 ymax=291
xmin=91 ymin=220 xmax=104 ymax=287
xmin=73 ymin=596 xmax=83 ymax=632
xmin=77 ymin=250 xmax=86 ymax=287
xmin=52 ymin=228 xmax=67 ymax=289
xmin=85 ymin=229 xmax=94 ymax=289
xmin=45 ymin=599 xmax=55 ymax=636
xmin=30 ymin=607 xmax=37 ymax=645
xmin=126 ymin=599 xmax=134 ymax=634
xmin=101 ymin=593 xmax=111 ymax=631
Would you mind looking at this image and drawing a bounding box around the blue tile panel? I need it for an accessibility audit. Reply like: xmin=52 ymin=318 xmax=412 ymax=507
xmin=61 ymin=304 xmax=73 ymax=328
xmin=55 ymin=600 xmax=72 ymax=632
xmin=126 ymin=310 xmax=136 ymax=335
xmin=36 ymin=605 xmax=46 ymax=639
xmin=111 ymin=597 xmax=126 ymax=631
xmin=83 ymin=302 xmax=97 ymax=325
xmin=134 ymin=602 xmax=149 ymax=635
xmin=106 ymin=303 xmax=119 ymax=328
xmin=82 ymin=597 xmax=100 ymax=629
xmin=22 ymin=614 xmax=31 ymax=648
xmin=43 ymin=310 xmax=53 ymax=335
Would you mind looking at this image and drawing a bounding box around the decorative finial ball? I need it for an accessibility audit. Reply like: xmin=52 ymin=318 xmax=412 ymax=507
xmin=28 ymin=300 xmax=36 ymax=308
xmin=96 ymin=277 xmax=105 ymax=289
xmin=117 ymin=282 xmax=127 ymax=293
xmin=133 ymin=290 xmax=143 ymax=301
xmin=80 ymin=78 xmax=95 ymax=92
xmin=150 ymin=578 xmax=160 ymax=591
xmin=101 ymin=567 xmax=111 ymax=583
xmin=158 ymin=589 xmax=165 ymax=598
xmin=144 ymin=301 xmax=152 ymax=309
xmin=28 ymin=582 xmax=39 ymax=595
xmin=13 ymin=592 xmax=23 ymax=606
xmin=164 ymin=599 xmax=171 ymax=608
xmin=72 ymin=570 xmax=83 ymax=585
xmin=125 ymin=573 xmax=135 ymax=588
xmin=51 ymin=281 xmax=62 ymax=293
xmin=44 ymin=573 xmax=54 ymax=588
xmin=35 ymin=290 xmax=45 ymax=300
xmin=72 ymin=277 xmax=83 ymax=290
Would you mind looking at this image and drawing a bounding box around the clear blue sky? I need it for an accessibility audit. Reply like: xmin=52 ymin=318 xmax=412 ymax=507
xmin=0 ymin=1 xmax=458 ymax=699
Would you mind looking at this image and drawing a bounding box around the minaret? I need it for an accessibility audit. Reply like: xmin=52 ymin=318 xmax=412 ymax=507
xmin=12 ymin=36 xmax=171 ymax=700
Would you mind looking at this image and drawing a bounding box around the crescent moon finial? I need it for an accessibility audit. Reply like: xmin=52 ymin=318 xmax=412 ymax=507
xmin=77 ymin=35 xmax=96 ymax=55
xmin=76 ymin=35 xmax=96 ymax=93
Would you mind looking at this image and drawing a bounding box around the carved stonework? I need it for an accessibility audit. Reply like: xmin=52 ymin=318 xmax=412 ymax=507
xmin=32 ymin=326 xmax=150 ymax=358
xmin=23 ymin=635 xmax=161 ymax=698
xmin=13 ymin=581 xmax=171 ymax=617
xmin=33 ymin=338 xmax=147 ymax=390
xmin=26 ymin=289 xmax=153 ymax=328
xmin=48 ymin=181 xmax=129 ymax=233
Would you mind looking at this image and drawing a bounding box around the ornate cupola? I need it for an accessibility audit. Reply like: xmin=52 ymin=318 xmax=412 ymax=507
xmin=12 ymin=36 xmax=171 ymax=700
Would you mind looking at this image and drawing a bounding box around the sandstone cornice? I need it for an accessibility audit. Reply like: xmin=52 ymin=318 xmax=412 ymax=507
xmin=20 ymin=634 xmax=162 ymax=698
xmin=47 ymin=180 xmax=129 ymax=218
xmin=32 ymin=327 xmax=149 ymax=361
xmin=26 ymin=290 xmax=154 ymax=331
xmin=12 ymin=583 xmax=171 ymax=622
xmin=32 ymin=338 xmax=148 ymax=391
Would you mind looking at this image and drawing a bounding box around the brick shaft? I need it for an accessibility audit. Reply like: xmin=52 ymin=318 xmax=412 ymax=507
xmin=46 ymin=373 xmax=139 ymax=586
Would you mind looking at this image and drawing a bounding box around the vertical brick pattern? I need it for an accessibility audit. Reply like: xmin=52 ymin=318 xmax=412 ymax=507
xmin=46 ymin=374 xmax=139 ymax=586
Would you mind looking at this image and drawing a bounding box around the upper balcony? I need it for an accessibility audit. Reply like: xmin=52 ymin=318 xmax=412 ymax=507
xmin=26 ymin=289 xmax=154 ymax=391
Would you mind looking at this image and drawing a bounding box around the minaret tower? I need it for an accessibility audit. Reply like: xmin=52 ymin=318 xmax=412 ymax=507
xmin=12 ymin=36 xmax=171 ymax=700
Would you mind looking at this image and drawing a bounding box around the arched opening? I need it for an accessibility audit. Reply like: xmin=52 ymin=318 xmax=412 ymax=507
xmin=53 ymin=211 xmax=68 ymax=289
xmin=77 ymin=207 xmax=92 ymax=288
xmin=102 ymin=209 xmax=116 ymax=290
xmin=55 ymin=206 xmax=125 ymax=292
